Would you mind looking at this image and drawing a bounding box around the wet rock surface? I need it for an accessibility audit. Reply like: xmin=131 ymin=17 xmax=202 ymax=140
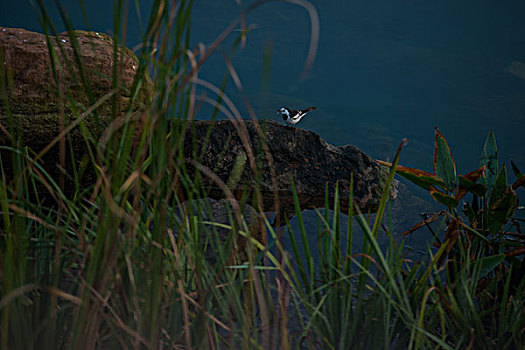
xmin=281 ymin=181 xmax=438 ymax=266
xmin=169 ymin=198 xmax=262 ymax=263
xmin=183 ymin=119 xmax=395 ymax=215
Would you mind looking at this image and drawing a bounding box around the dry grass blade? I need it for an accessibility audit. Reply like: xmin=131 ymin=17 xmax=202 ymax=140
xmin=0 ymin=284 xmax=38 ymax=311
xmin=80 ymin=277 xmax=153 ymax=349
xmin=98 ymin=166 xmax=134 ymax=222
xmin=190 ymin=77 xmax=257 ymax=172
xmin=186 ymin=158 xmax=242 ymax=225
xmin=402 ymin=210 xmax=445 ymax=236
xmin=35 ymin=89 xmax=116 ymax=164
xmin=186 ymin=49 xmax=198 ymax=121
xmin=250 ymin=265 xmax=272 ymax=350
xmin=44 ymin=286 xmax=82 ymax=305
xmin=0 ymin=121 xmax=13 ymax=143
xmin=219 ymin=51 xmax=279 ymax=228
xmin=182 ymin=293 xmax=232 ymax=332
xmin=285 ymin=0 xmax=320 ymax=84
xmin=96 ymin=110 xmax=141 ymax=158
xmin=7 ymin=204 xmax=59 ymax=231
xmin=245 ymin=0 xmax=320 ymax=85
xmin=505 ymin=247 xmax=525 ymax=257
xmin=276 ymin=278 xmax=290 ymax=350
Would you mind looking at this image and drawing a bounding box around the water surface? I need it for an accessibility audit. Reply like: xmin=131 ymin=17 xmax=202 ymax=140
xmin=2 ymin=0 xmax=524 ymax=235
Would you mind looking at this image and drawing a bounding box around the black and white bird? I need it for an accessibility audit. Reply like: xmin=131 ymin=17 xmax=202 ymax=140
xmin=277 ymin=106 xmax=316 ymax=126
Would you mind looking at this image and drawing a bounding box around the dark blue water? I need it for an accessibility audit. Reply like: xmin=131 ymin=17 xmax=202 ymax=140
xmin=2 ymin=0 xmax=524 ymax=211
xmin=190 ymin=1 xmax=525 ymax=177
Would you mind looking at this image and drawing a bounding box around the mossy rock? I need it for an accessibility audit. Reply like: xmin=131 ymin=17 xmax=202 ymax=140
xmin=0 ymin=26 xmax=151 ymax=192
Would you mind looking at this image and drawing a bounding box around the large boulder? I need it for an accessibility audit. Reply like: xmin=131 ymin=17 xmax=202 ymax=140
xmin=183 ymin=119 xmax=396 ymax=216
xmin=0 ymin=27 xmax=150 ymax=189
xmin=0 ymin=27 xmax=149 ymax=115
xmin=0 ymin=27 xmax=392 ymax=218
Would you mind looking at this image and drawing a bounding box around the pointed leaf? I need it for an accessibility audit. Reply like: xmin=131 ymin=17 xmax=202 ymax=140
xmin=510 ymin=160 xmax=523 ymax=179
xmin=464 ymin=197 xmax=481 ymax=228
xmin=377 ymin=160 xmax=447 ymax=191
xmin=430 ymin=189 xmax=459 ymax=208
xmin=489 ymin=165 xmax=508 ymax=206
xmin=434 ymin=127 xmax=456 ymax=192
xmin=456 ymin=166 xmax=486 ymax=200
xmin=480 ymin=130 xmax=498 ymax=197
xmin=473 ymin=254 xmax=504 ymax=279
xmin=488 ymin=187 xmax=518 ymax=235
xmin=463 ymin=166 xmax=486 ymax=182
xmin=457 ymin=175 xmax=486 ymax=199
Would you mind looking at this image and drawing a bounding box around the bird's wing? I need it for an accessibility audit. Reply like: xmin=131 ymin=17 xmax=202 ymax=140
xmin=291 ymin=111 xmax=305 ymax=120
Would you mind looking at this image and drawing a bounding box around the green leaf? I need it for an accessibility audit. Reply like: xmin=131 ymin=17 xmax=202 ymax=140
xmin=511 ymin=160 xmax=523 ymax=179
xmin=455 ymin=166 xmax=486 ymax=201
xmin=430 ymin=189 xmax=459 ymax=208
xmin=473 ymin=254 xmax=504 ymax=279
xmin=458 ymin=176 xmax=486 ymax=198
xmin=462 ymin=166 xmax=486 ymax=182
xmin=510 ymin=159 xmax=523 ymax=178
xmin=376 ymin=160 xmax=447 ymax=191
xmin=488 ymin=187 xmax=518 ymax=235
xmin=480 ymin=130 xmax=498 ymax=197
xmin=434 ymin=127 xmax=456 ymax=192
xmin=489 ymin=165 xmax=508 ymax=207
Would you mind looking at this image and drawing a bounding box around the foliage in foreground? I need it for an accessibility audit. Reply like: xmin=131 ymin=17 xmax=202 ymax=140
xmin=0 ymin=1 xmax=524 ymax=349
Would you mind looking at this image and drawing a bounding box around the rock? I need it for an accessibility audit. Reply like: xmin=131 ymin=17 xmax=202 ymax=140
xmin=0 ymin=26 xmax=390 ymax=217
xmin=169 ymin=198 xmax=263 ymax=264
xmin=281 ymin=181 xmax=439 ymax=267
xmin=0 ymin=27 xmax=149 ymax=115
xmin=183 ymin=119 xmax=395 ymax=217
xmin=0 ymin=27 xmax=150 ymax=190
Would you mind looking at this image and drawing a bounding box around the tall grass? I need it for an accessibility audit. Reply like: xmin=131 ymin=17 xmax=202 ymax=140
xmin=1 ymin=1 xmax=524 ymax=349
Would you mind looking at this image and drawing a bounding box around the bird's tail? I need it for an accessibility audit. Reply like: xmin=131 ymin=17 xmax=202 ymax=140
xmin=302 ymin=106 xmax=317 ymax=113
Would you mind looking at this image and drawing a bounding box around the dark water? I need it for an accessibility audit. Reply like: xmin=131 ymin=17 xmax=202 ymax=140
xmin=2 ymin=1 xmax=525 ymax=232
xmin=3 ymin=1 xmax=524 ymax=169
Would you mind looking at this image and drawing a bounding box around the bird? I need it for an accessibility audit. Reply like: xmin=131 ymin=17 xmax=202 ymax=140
xmin=277 ymin=106 xmax=316 ymax=126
